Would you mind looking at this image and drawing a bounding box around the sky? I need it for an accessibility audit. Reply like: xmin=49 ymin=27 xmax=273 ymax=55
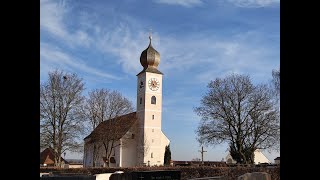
xmin=40 ymin=0 xmax=280 ymax=162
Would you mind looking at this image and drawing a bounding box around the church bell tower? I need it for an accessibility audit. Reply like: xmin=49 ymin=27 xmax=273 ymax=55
xmin=136 ymin=35 xmax=164 ymax=166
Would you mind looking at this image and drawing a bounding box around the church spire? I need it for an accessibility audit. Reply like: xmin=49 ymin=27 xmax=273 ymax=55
xmin=138 ymin=34 xmax=163 ymax=75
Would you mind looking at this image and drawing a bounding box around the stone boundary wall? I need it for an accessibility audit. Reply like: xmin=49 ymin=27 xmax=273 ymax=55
xmin=40 ymin=165 xmax=280 ymax=180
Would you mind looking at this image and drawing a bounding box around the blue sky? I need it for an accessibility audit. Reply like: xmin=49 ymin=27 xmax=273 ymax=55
xmin=40 ymin=0 xmax=280 ymax=161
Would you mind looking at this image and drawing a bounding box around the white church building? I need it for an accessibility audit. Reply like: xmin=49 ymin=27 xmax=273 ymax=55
xmin=225 ymin=149 xmax=271 ymax=164
xmin=83 ymin=36 xmax=170 ymax=167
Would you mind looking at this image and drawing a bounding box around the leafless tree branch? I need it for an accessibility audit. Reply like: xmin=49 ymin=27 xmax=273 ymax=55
xmin=194 ymin=74 xmax=280 ymax=164
xmin=40 ymin=70 xmax=85 ymax=167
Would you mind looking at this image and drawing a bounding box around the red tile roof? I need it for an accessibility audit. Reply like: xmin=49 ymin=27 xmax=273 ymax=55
xmin=40 ymin=147 xmax=68 ymax=165
xmin=84 ymin=112 xmax=137 ymax=142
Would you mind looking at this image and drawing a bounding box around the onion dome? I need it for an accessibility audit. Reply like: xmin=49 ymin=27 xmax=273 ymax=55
xmin=137 ymin=35 xmax=163 ymax=75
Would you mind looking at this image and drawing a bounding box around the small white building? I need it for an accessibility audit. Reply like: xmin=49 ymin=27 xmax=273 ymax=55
xmin=225 ymin=153 xmax=237 ymax=164
xmin=225 ymin=149 xmax=271 ymax=164
xmin=83 ymin=36 xmax=170 ymax=167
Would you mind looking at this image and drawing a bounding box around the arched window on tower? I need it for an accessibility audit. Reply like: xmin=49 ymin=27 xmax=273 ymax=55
xmin=140 ymin=97 xmax=142 ymax=104
xmin=151 ymin=153 xmax=153 ymax=158
xmin=151 ymin=96 xmax=156 ymax=104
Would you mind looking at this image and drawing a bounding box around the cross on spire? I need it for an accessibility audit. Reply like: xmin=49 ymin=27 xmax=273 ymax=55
xmin=149 ymin=28 xmax=152 ymax=38
xmin=148 ymin=28 xmax=153 ymax=44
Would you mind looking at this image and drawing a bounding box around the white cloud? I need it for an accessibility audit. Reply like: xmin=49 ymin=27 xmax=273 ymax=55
xmin=153 ymin=0 xmax=204 ymax=7
xmin=155 ymin=31 xmax=279 ymax=84
xmin=227 ymin=0 xmax=280 ymax=8
xmin=197 ymin=43 xmax=276 ymax=83
xmin=40 ymin=0 xmax=68 ymax=39
xmin=40 ymin=43 xmax=120 ymax=80
xmin=40 ymin=0 xmax=93 ymax=48
xmin=40 ymin=0 xmax=278 ymax=84
xmin=94 ymin=25 xmax=148 ymax=74
xmin=40 ymin=0 xmax=150 ymax=75
xmin=153 ymin=0 xmax=279 ymax=8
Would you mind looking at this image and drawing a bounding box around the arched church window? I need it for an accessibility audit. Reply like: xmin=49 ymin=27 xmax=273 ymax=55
xmin=152 ymin=115 xmax=154 ymax=120
xmin=151 ymin=153 xmax=153 ymax=158
xmin=140 ymin=97 xmax=142 ymax=104
xmin=151 ymin=96 xmax=156 ymax=104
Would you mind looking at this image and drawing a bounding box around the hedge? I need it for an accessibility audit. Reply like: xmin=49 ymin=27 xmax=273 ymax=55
xmin=40 ymin=165 xmax=280 ymax=180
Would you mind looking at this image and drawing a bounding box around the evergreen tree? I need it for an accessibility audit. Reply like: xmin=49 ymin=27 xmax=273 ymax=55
xmin=164 ymin=144 xmax=171 ymax=166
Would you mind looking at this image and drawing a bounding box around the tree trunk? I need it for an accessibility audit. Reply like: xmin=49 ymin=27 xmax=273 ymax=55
xmin=93 ymin=144 xmax=96 ymax=167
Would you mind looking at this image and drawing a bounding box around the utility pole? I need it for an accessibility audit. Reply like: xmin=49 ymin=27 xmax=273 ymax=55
xmin=199 ymin=146 xmax=207 ymax=164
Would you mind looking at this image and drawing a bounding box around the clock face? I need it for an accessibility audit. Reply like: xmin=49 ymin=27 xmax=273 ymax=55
xmin=148 ymin=78 xmax=160 ymax=91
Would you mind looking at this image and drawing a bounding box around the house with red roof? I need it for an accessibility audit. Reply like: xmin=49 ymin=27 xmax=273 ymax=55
xmin=40 ymin=147 xmax=68 ymax=167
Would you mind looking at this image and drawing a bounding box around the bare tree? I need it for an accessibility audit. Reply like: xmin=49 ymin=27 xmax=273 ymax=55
xmin=83 ymin=90 xmax=134 ymax=167
xmin=271 ymin=68 xmax=280 ymax=103
xmin=272 ymin=69 xmax=280 ymax=96
xmin=142 ymin=134 xmax=150 ymax=159
xmin=134 ymin=120 xmax=151 ymax=166
xmin=92 ymin=143 xmax=103 ymax=167
xmin=83 ymin=89 xmax=133 ymax=167
xmin=84 ymin=89 xmax=134 ymax=131
xmin=194 ymin=74 xmax=280 ymax=164
xmin=40 ymin=70 xmax=85 ymax=167
xmin=87 ymin=115 xmax=135 ymax=167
